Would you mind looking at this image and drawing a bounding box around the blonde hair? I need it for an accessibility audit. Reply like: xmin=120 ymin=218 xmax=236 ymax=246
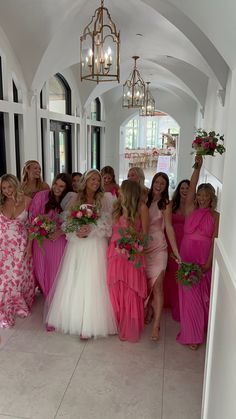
xmin=21 ymin=160 xmax=44 ymax=189
xmin=113 ymin=180 xmax=141 ymax=225
xmin=74 ymin=169 xmax=104 ymax=211
xmin=0 ymin=174 xmax=24 ymax=206
xmin=128 ymin=166 xmax=145 ymax=188
xmin=196 ymin=183 xmax=217 ymax=210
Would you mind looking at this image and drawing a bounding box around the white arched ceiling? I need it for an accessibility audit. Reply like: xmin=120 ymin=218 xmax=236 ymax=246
xmin=142 ymin=0 xmax=229 ymax=89
xmin=0 ymin=0 xmax=231 ymax=108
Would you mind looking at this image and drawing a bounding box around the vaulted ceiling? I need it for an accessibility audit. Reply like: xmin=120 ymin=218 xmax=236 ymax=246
xmin=0 ymin=0 xmax=234 ymax=110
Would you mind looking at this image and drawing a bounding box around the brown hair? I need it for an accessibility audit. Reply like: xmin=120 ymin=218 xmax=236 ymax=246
xmin=147 ymin=172 xmax=169 ymax=210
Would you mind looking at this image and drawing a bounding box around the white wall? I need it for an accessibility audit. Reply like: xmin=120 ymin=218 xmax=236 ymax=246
xmin=201 ymin=69 xmax=236 ymax=419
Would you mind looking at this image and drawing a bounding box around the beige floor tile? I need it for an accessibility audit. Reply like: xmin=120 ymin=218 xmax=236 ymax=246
xmin=164 ymin=340 xmax=206 ymax=373
xmin=162 ymin=369 xmax=203 ymax=419
xmin=0 ymin=350 xmax=77 ymax=419
xmin=3 ymin=329 xmax=86 ymax=359
xmin=0 ymin=416 xmax=31 ymax=419
xmin=56 ymin=355 xmax=163 ymax=419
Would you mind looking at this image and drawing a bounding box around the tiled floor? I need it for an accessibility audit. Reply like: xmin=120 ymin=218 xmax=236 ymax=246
xmin=0 ymin=294 xmax=205 ymax=419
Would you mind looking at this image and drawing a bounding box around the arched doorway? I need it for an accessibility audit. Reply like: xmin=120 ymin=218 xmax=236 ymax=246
xmin=119 ymin=111 xmax=180 ymax=188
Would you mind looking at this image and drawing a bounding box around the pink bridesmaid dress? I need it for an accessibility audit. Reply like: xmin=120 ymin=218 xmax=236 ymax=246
xmin=145 ymin=202 xmax=168 ymax=293
xmin=107 ymin=216 xmax=147 ymax=342
xmin=0 ymin=210 xmax=35 ymax=327
xmin=177 ymin=208 xmax=215 ymax=345
xmin=29 ymin=190 xmax=67 ymax=297
xmin=164 ymin=212 xmax=185 ymax=321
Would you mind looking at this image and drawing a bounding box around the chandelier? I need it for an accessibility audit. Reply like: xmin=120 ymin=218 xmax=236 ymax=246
xmin=80 ymin=0 xmax=120 ymax=83
xmin=122 ymin=56 xmax=146 ymax=108
xmin=140 ymin=82 xmax=155 ymax=116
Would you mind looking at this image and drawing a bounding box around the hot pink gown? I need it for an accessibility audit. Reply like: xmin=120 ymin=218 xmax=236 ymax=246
xmin=164 ymin=212 xmax=184 ymax=321
xmin=177 ymin=208 xmax=215 ymax=345
xmin=145 ymin=202 xmax=168 ymax=291
xmin=0 ymin=210 xmax=35 ymax=327
xmin=30 ymin=190 xmax=67 ymax=297
xmin=107 ymin=216 xmax=147 ymax=342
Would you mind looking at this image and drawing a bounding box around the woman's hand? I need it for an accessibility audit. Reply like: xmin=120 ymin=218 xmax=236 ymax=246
xmin=76 ymin=225 xmax=91 ymax=238
xmin=194 ymin=154 xmax=203 ymax=169
xmin=24 ymin=241 xmax=32 ymax=258
xmin=49 ymin=229 xmax=64 ymax=241
xmin=201 ymin=262 xmax=211 ymax=273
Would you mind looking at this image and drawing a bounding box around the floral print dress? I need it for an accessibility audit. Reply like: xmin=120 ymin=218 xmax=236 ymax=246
xmin=0 ymin=210 xmax=35 ymax=327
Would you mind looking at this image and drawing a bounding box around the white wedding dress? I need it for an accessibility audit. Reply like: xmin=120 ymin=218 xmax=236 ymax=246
xmin=46 ymin=193 xmax=117 ymax=338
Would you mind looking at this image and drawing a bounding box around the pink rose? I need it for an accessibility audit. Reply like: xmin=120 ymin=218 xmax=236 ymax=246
xmin=203 ymin=141 xmax=210 ymax=149
xmin=86 ymin=209 xmax=93 ymax=218
xmin=76 ymin=211 xmax=83 ymax=219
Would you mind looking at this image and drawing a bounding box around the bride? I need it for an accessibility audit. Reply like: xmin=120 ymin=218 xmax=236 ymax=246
xmin=46 ymin=169 xmax=117 ymax=338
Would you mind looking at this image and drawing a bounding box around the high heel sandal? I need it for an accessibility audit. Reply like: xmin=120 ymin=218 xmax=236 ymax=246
xmin=151 ymin=325 xmax=160 ymax=341
xmin=189 ymin=344 xmax=199 ymax=350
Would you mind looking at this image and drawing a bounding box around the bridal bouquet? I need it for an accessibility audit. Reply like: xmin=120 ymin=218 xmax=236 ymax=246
xmin=191 ymin=129 xmax=225 ymax=168
xmin=115 ymin=226 xmax=149 ymax=269
xmin=28 ymin=215 xmax=57 ymax=247
xmin=61 ymin=204 xmax=98 ymax=233
xmin=176 ymin=262 xmax=202 ymax=287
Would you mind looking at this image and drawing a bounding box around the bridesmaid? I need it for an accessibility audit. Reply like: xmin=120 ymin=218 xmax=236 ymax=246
xmin=30 ymin=173 xmax=72 ymax=297
xmin=127 ymin=166 xmax=149 ymax=203
xmin=71 ymin=172 xmax=82 ymax=193
xmin=101 ymin=166 xmax=119 ymax=197
xmin=177 ymin=155 xmax=219 ymax=349
xmin=21 ymin=160 xmax=49 ymax=198
xmin=145 ymin=172 xmax=181 ymax=341
xmin=0 ymin=174 xmax=35 ymax=327
xmin=164 ymin=179 xmax=190 ymax=321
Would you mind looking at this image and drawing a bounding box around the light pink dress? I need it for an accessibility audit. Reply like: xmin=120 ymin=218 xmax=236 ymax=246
xmin=0 ymin=210 xmax=35 ymax=327
xmin=177 ymin=208 xmax=215 ymax=345
xmin=30 ymin=190 xmax=67 ymax=297
xmin=164 ymin=212 xmax=184 ymax=321
xmin=145 ymin=201 xmax=168 ymax=292
xmin=107 ymin=216 xmax=147 ymax=342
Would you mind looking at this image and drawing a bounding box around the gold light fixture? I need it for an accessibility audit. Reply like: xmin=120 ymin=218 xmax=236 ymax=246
xmin=122 ymin=56 xmax=146 ymax=108
xmin=140 ymin=82 xmax=155 ymax=116
xmin=80 ymin=0 xmax=120 ymax=83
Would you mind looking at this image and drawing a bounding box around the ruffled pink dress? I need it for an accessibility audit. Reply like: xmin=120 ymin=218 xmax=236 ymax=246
xmin=164 ymin=212 xmax=184 ymax=321
xmin=29 ymin=190 xmax=67 ymax=297
xmin=177 ymin=208 xmax=215 ymax=345
xmin=107 ymin=216 xmax=147 ymax=342
xmin=145 ymin=202 xmax=168 ymax=292
xmin=0 ymin=210 xmax=35 ymax=327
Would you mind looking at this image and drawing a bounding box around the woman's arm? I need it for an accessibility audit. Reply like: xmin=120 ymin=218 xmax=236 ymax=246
xmin=163 ymin=202 xmax=181 ymax=262
xmin=185 ymin=155 xmax=203 ymax=215
xmin=140 ymin=203 xmax=149 ymax=235
xmin=201 ymin=211 xmax=220 ymax=272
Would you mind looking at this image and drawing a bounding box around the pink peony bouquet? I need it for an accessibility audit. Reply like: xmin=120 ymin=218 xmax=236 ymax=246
xmin=28 ymin=215 xmax=57 ymax=247
xmin=191 ymin=129 xmax=225 ymax=168
xmin=61 ymin=204 xmax=98 ymax=233
xmin=176 ymin=262 xmax=202 ymax=287
xmin=115 ymin=226 xmax=149 ymax=269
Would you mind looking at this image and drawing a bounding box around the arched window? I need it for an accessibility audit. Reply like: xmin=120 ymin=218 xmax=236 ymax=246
xmin=91 ymin=98 xmax=101 ymax=121
xmin=49 ymin=73 xmax=71 ymax=115
xmin=12 ymin=80 xmax=19 ymax=103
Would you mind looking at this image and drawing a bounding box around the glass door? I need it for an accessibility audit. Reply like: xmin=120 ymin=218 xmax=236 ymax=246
xmin=0 ymin=112 xmax=6 ymax=176
xmin=50 ymin=120 xmax=72 ymax=181
xmin=91 ymin=126 xmax=100 ymax=170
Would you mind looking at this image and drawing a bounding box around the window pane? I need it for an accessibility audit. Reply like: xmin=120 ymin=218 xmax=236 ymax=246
xmin=125 ymin=118 xmax=139 ymax=149
xmin=0 ymin=57 xmax=3 ymax=100
xmin=49 ymin=76 xmax=66 ymax=114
